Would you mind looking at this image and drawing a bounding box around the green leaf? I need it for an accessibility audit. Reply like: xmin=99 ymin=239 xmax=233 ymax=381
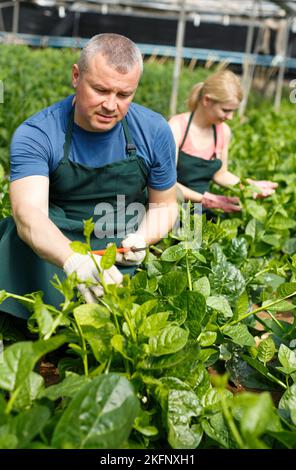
xmin=193 ymin=276 xmax=210 ymax=298
xmin=161 ymin=244 xmax=186 ymax=262
xmin=235 ymin=392 xmax=275 ymax=440
xmin=277 ymin=282 xmax=296 ymax=298
xmin=167 ymin=389 xmax=202 ymax=449
xmin=159 ymin=271 xmax=187 ymax=297
xmin=52 ymin=374 xmax=139 ymax=449
xmin=69 ymin=241 xmax=89 ymax=255
xmin=207 ymin=295 xmax=233 ymax=318
xmin=0 ymin=336 xmax=66 ymax=392
xmin=263 ymin=299 xmax=295 ymax=313
xmin=245 ymin=218 xmax=256 ymax=240
xmin=268 ymin=214 xmax=296 ymax=230
xmin=139 ymin=312 xmax=170 ymax=337
xmin=198 ymin=331 xmax=217 ymax=347
xmin=73 ymin=303 xmax=110 ymax=327
xmin=40 ymin=374 xmax=91 ymax=401
xmin=279 ymin=383 xmax=296 ymax=426
xmin=223 ymin=324 xmax=255 ymax=347
xmin=13 ymin=372 xmax=44 ymax=411
xmin=235 ymin=290 xmax=249 ymax=320
xmin=83 ymin=218 xmax=95 ymax=240
xmin=277 ymin=344 xmax=296 ymax=374
xmin=9 ymin=405 xmax=51 ymax=448
xmin=245 ymin=201 xmax=267 ymax=223
xmin=111 ymin=334 xmax=131 ymax=361
xmin=149 ymin=326 xmax=189 ymax=356
xmin=257 ymin=337 xmax=275 ymax=364
xmin=100 ymin=244 xmax=116 ymax=270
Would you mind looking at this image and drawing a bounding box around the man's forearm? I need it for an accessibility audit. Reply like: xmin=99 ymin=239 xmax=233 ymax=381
xmin=13 ymin=206 xmax=73 ymax=268
xmin=137 ymin=201 xmax=179 ymax=245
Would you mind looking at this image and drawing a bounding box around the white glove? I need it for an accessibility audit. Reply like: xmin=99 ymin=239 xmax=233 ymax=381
xmin=115 ymin=233 xmax=147 ymax=266
xmin=63 ymin=253 xmax=123 ymax=303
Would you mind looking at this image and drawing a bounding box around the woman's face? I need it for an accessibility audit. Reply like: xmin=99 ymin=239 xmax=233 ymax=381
xmin=203 ymin=96 xmax=240 ymax=124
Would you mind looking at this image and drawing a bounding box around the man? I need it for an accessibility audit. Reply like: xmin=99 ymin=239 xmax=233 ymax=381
xmin=0 ymin=33 xmax=177 ymax=318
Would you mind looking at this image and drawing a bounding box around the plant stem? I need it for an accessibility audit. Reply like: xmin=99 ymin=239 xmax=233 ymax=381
xmin=75 ymin=320 xmax=88 ymax=376
xmin=220 ymin=393 xmax=245 ymax=449
xmin=5 ymin=387 xmax=20 ymax=415
xmin=226 ymin=290 xmax=296 ymax=327
xmin=186 ymin=252 xmax=192 ymax=291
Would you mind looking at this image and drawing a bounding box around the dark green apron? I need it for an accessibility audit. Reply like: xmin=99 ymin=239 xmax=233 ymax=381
xmin=176 ymin=112 xmax=222 ymax=195
xmin=0 ymin=108 xmax=148 ymax=319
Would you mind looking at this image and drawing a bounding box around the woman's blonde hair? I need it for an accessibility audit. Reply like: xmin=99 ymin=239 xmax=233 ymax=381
xmin=188 ymin=70 xmax=243 ymax=112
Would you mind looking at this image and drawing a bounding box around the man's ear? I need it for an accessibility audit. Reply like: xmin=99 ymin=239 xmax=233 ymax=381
xmin=72 ymin=64 xmax=80 ymax=88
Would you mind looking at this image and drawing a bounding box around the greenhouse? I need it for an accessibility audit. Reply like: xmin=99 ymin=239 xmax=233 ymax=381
xmin=0 ymin=0 xmax=296 ymax=457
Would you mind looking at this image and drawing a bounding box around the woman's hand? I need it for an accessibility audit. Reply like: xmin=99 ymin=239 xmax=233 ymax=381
xmin=246 ymin=179 xmax=278 ymax=199
xmin=201 ymin=192 xmax=241 ymax=213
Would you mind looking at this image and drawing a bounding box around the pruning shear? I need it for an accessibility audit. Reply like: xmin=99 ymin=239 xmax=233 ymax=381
xmin=91 ymin=246 xmax=147 ymax=256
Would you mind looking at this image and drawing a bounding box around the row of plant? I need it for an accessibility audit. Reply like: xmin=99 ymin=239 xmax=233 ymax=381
xmin=0 ymin=45 xmax=296 ymax=449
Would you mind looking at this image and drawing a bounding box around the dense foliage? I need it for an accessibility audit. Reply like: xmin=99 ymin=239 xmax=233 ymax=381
xmin=0 ymin=45 xmax=296 ymax=449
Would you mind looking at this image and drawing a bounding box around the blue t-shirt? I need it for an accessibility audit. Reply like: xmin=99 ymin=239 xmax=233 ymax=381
xmin=10 ymin=96 xmax=176 ymax=191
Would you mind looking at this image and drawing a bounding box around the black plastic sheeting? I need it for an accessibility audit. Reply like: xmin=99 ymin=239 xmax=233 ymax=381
xmin=1 ymin=1 xmax=295 ymax=57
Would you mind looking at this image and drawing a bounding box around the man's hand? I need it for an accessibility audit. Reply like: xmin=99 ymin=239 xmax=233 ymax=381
xmin=64 ymin=253 xmax=123 ymax=303
xmin=246 ymin=179 xmax=278 ymax=199
xmin=115 ymin=233 xmax=147 ymax=266
xmin=201 ymin=192 xmax=241 ymax=213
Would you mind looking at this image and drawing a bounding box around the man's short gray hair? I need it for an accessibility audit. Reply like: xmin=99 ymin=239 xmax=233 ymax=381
xmin=78 ymin=33 xmax=143 ymax=74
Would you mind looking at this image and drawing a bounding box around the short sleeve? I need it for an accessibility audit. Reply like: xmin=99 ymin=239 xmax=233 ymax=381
xmin=10 ymin=124 xmax=51 ymax=182
xmin=148 ymin=119 xmax=177 ymax=190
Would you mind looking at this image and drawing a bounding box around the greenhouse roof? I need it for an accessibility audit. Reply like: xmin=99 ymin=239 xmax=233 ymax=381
xmin=29 ymin=0 xmax=296 ymax=19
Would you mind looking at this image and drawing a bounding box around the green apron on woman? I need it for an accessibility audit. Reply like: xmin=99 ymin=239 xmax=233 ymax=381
xmin=177 ymin=112 xmax=222 ymax=195
xmin=0 ymin=108 xmax=148 ymax=319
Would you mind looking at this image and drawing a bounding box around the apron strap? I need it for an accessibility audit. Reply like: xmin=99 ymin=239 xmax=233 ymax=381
xmin=63 ymin=106 xmax=75 ymax=160
xmin=180 ymin=112 xmax=218 ymax=160
xmin=122 ymin=117 xmax=137 ymax=158
xmin=179 ymin=112 xmax=194 ymax=151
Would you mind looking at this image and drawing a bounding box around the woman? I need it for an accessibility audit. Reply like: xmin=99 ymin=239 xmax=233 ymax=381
xmin=169 ymin=70 xmax=277 ymax=213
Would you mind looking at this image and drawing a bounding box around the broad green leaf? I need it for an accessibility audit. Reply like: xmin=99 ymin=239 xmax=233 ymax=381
xmin=139 ymin=312 xmax=169 ymax=337
xmin=235 ymin=290 xmax=249 ymax=320
xmin=52 ymin=374 xmax=139 ymax=449
xmin=263 ymin=299 xmax=295 ymax=313
xmin=134 ymin=299 xmax=158 ymax=324
xmin=268 ymin=214 xmax=296 ymax=230
xmin=193 ymin=276 xmax=210 ymax=298
xmin=159 ymin=271 xmax=187 ymax=297
xmin=223 ymin=324 xmax=255 ymax=347
xmin=69 ymin=241 xmax=89 ymax=255
xmin=0 ymin=336 xmax=66 ymax=391
xmin=245 ymin=218 xmax=256 ymax=240
xmin=111 ymin=334 xmax=131 ymax=361
xmin=207 ymin=295 xmax=233 ymax=318
xmin=73 ymin=303 xmax=110 ymax=328
xmin=9 ymin=405 xmax=51 ymax=449
xmin=277 ymin=344 xmax=296 ymax=374
xmin=279 ymin=383 xmax=296 ymax=426
xmin=100 ymin=244 xmax=116 ymax=270
xmin=161 ymin=244 xmax=186 ymax=262
xmin=13 ymin=372 xmax=44 ymax=411
xmin=269 ymin=431 xmax=296 ymax=449
xmin=167 ymin=389 xmax=202 ymax=449
xmin=40 ymin=374 xmax=91 ymax=401
xmin=235 ymin=392 xmax=275 ymax=439
xmin=29 ymin=296 xmax=54 ymax=340
xmin=277 ymin=282 xmax=296 ymax=298
xmin=245 ymin=200 xmax=267 ymax=222
xmin=198 ymin=331 xmax=217 ymax=347
xmin=257 ymin=337 xmax=275 ymax=364
xmin=137 ymin=341 xmax=199 ymax=370
xmin=149 ymin=326 xmax=189 ymax=356
xmin=202 ymin=412 xmax=234 ymax=448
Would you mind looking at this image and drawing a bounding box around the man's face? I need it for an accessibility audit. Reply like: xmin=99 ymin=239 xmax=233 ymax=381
xmin=72 ymin=53 xmax=141 ymax=132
